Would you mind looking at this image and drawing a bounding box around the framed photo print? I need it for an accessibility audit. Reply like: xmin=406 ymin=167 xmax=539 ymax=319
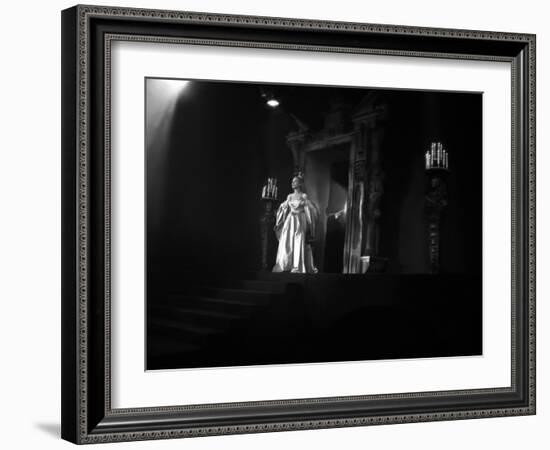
xmin=61 ymin=4 xmax=536 ymax=444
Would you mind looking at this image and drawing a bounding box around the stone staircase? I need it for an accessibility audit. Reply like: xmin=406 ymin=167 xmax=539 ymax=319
xmin=146 ymin=272 xmax=483 ymax=369
xmin=147 ymin=276 xmax=296 ymax=369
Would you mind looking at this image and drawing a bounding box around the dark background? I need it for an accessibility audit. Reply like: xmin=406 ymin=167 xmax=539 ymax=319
xmin=145 ymin=78 xmax=482 ymax=369
xmin=146 ymin=79 xmax=481 ymax=276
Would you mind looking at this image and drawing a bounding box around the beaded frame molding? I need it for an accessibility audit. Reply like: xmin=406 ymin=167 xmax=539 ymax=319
xmin=61 ymin=4 xmax=536 ymax=444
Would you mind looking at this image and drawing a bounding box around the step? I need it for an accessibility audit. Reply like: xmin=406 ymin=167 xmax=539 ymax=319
xmin=149 ymin=317 xmax=223 ymax=345
xmin=184 ymin=286 xmax=278 ymax=303
xmin=149 ymin=304 xmax=245 ymax=328
xmin=198 ymin=278 xmax=287 ymax=294
xmin=155 ymin=294 xmax=266 ymax=312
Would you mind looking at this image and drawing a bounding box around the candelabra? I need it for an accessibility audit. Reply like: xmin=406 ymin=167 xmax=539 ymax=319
xmin=425 ymin=142 xmax=450 ymax=274
xmin=260 ymin=178 xmax=279 ymax=270
xmin=425 ymin=142 xmax=449 ymax=170
xmin=261 ymin=177 xmax=278 ymax=200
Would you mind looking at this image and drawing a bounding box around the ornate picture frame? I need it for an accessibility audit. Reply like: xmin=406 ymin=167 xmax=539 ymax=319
xmin=61 ymin=4 xmax=536 ymax=444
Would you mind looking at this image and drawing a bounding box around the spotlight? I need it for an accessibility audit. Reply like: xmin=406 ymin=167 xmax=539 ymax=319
xmin=266 ymin=98 xmax=280 ymax=108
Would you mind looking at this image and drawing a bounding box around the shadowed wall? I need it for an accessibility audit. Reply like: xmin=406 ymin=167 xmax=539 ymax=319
xmin=146 ymin=79 xmax=482 ymax=281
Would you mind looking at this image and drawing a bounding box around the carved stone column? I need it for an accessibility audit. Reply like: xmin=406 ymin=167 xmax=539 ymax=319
xmin=346 ymin=93 xmax=388 ymax=273
xmin=343 ymin=125 xmax=366 ymax=274
xmin=260 ymin=198 xmax=279 ymax=270
xmin=362 ymin=126 xmax=386 ymax=259
xmin=425 ymin=169 xmax=449 ymax=273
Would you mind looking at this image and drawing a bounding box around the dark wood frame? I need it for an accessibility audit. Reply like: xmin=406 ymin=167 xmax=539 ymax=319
xmin=61 ymin=4 xmax=536 ymax=444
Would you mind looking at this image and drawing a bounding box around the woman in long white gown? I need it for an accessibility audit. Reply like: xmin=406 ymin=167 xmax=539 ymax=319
xmin=272 ymin=175 xmax=319 ymax=273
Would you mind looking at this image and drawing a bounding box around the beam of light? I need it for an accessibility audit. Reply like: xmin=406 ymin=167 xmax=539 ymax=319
xmin=145 ymin=79 xmax=191 ymax=232
xmin=146 ymin=79 xmax=190 ymax=146
xmin=266 ymin=98 xmax=280 ymax=108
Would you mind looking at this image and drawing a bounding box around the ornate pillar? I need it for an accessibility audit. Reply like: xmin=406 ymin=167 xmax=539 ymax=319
xmin=344 ymin=93 xmax=388 ymax=273
xmin=260 ymin=198 xmax=279 ymax=270
xmin=343 ymin=125 xmax=366 ymax=274
xmin=425 ymin=169 xmax=449 ymax=273
xmin=362 ymin=124 xmax=386 ymax=260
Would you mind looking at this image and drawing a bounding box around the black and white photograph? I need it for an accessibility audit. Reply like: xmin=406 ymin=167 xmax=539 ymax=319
xmin=1 ymin=0 xmax=546 ymax=445
xmin=145 ymin=78 xmax=483 ymax=370
xmin=54 ymin=2 xmax=537 ymax=446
